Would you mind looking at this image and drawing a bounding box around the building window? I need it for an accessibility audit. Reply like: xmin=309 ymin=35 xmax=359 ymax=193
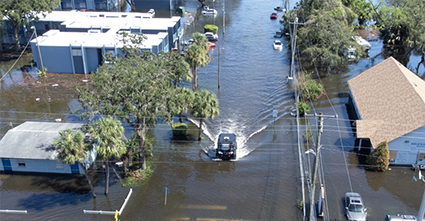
xmin=419 ymin=154 xmax=425 ymax=161
xmin=45 ymin=24 xmax=50 ymax=31
xmin=17 ymin=159 xmax=26 ymax=167
xmin=72 ymin=48 xmax=82 ymax=56
xmin=389 ymin=150 xmax=398 ymax=163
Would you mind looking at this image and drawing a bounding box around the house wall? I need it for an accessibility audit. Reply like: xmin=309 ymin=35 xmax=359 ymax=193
xmin=388 ymin=126 xmax=425 ymax=165
xmin=0 ymin=158 xmax=84 ymax=174
xmin=85 ymin=47 xmax=102 ymax=73
xmin=31 ymin=43 xmax=74 ymax=73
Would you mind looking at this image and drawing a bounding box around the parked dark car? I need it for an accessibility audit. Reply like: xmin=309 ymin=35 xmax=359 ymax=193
xmin=274 ymin=30 xmax=284 ymax=38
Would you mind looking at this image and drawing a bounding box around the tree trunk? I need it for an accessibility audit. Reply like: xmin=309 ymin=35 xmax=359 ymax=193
xmin=179 ymin=111 xmax=183 ymax=123
xmin=138 ymin=117 xmax=146 ymax=170
xmin=138 ymin=132 xmax=146 ymax=170
xmin=192 ymin=66 xmax=199 ymax=91
xmin=198 ymin=118 xmax=203 ymax=141
xmin=123 ymin=149 xmax=132 ymax=175
xmin=13 ymin=25 xmax=20 ymax=51
xmin=105 ymin=161 xmax=109 ymax=195
xmin=112 ymin=166 xmax=123 ymax=185
xmin=78 ymin=162 xmax=96 ymax=198
xmin=403 ymin=38 xmax=416 ymax=62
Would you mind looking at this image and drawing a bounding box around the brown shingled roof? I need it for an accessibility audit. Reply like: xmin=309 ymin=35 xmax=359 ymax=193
xmin=348 ymin=56 xmax=425 ymax=148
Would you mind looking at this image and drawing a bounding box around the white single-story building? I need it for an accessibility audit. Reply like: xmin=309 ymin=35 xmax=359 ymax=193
xmin=348 ymin=56 xmax=425 ymax=166
xmin=28 ymin=11 xmax=183 ymax=74
xmin=0 ymin=121 xmax=96 ymax=174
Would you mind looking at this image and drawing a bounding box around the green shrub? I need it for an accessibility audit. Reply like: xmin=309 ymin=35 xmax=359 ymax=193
xmin=172 ymin=122 xmax=188 ymax=139
xmin=366 ymin=141 xmax=390 ymax=171
xmin=298 ymin=73 xmax=325 ymax=102
xmin=204 ymin=24 xmax=218 ymax=34
xmin=298 ymin=102 xmax=311 ymax=116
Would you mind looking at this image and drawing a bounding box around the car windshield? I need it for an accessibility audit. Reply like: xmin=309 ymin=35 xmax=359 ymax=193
xmin=275 ymin=42 xmax=282 ymax=45
xmin=349 ymin=204 xmax=364 ymax=212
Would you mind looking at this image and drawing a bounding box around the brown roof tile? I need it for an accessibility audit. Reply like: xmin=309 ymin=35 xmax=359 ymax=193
xmin=348 ymin=57 xmax=425 ymax=147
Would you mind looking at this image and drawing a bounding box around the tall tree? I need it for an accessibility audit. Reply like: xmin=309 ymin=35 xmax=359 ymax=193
xmin=159 ymin=51 xmax=191 ymax=89
xmin=88 ymin=116 xmax=126 ymax=195
xmin=76 ymin=35 xmax=175 ymax=171
xmin=373 ymin=0 xmax=425 ymax=61
xmin=185 ymin=32 xmax=210 ymax=91
xmin=190 ymin=90 xmax=219 ymax=141
xmin=54 ymin=128 xmax=96 ymax=198
xmin=1 ymin=0 xmax=60 ymax=51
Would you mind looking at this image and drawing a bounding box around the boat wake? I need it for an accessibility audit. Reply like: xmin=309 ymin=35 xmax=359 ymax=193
xmin=187 ymin=109 xmax=291 ymax=161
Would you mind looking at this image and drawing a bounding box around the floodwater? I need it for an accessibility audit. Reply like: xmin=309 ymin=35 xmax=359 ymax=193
xmin=1 ymin=0 xmax=425 ymax=220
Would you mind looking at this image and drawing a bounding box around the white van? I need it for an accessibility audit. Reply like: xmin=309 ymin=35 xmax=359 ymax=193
xmin=385 ymin=214 xmax=417 ymax=221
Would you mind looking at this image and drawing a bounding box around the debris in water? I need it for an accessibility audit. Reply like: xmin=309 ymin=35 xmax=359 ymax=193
xmin=35 ymin=98 xmax=40 ymax=101
xmin=52 ymin=84 xmax=59 ymax=87
xmin=82 ymin=79 xmax=89 ymax=83
xmin=55 ymin=118 xmax=62 ymax=122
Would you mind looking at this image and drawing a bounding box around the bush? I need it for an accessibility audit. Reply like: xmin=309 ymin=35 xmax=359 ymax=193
xmin=204 ymin=24 xmax=218 ymax=34
xmin=366 ymin=141 xmax=390 ymax=171
xmin=298 ymin=73 xmax=325 ymax=102
xmin=298 ymin=102 xmax=311 ymax=116
xmin=172 ymin=122 xmax=188 ymax=139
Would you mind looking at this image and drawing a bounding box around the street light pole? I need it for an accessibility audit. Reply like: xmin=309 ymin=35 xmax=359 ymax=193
xmin=31 ymin=26 xmax=44 ymax=73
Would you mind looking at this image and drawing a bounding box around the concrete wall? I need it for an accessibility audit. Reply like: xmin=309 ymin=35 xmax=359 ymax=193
xmin=32 ymin=43 xmax=74 ymax=73
xmin=389 ymin=126 xmax=425 ymax=165
xmin=85 ymin=47 xmax=101 ymax=73
xmin=0 ymin=158 xmax=84 ymax=174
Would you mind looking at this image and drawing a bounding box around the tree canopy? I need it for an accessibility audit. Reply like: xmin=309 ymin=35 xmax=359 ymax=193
xmin=1 ymin=0 xmax=60 ymax=51
xmin=285 ymin=0 xmax=369 ymax=72
xmin=185 ymin=32 xmax=211 ymax=91
xmin=54 ymin=128 xmax=96 ymax=198
xmin=76 ymin=34 xmax=190 ymax=171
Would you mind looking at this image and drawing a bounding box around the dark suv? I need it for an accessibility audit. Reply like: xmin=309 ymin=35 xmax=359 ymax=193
xmin=216 ymin=133 xmax=237 ymax=160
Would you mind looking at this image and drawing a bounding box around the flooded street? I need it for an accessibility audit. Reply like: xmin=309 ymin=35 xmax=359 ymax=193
xmin=1 ymin=0 xmax=425 ymax=220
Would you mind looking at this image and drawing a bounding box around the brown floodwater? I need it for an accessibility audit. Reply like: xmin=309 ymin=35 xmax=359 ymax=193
xmin=1 ymin=0 xmax=425 ymax=220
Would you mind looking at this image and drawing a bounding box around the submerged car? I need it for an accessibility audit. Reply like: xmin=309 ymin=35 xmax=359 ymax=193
xmin=216 ymin=133 xmax=237 ymax=160
xmin=204 ymin=32 xmax=218 ymax=41
xmin=345 ymin=192 xmax=367 ymax=221
xmin=385 ymin=214 xmax=416 ymax=221
xmin=273 ymin=40 xmax=283 ymax=50
xmin=270 ymin=12 xmax=278 ymax=19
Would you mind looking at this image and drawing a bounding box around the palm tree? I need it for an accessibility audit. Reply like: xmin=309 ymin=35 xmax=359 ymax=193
xmin=190 ymin=90 xmax=220 ymax=141
xmin=88 ymin=116 xmax=126 ymax=195
xmin=185 ymin=33 xmax=211 ymax=91
xmin=54 ymin=128 xmax=96 ymax=198
xmin=191 ymin=32 xmax=209 ymax=52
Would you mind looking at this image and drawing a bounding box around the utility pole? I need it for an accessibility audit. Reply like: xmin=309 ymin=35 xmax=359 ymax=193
xmin=223 ymin=0 xmax=225 ymax=35
xmin=309 ymin=112 xmax=323 ymax=221
xmin=31 ymin=26 xmax=44 ymax=74
xmin=305 ymin=112 xmax=337 ymax=221
xmin=218 ymin=47 xmax=220 ymax=89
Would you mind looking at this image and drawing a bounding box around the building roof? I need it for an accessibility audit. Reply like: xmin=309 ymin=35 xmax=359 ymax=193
xmin=0 ymin=122 xmax=84 ymax=160
xmin=348 ymin=56 xmax=425 ymax=147
xmin=31 ymin=29 xmax=167 ymax=49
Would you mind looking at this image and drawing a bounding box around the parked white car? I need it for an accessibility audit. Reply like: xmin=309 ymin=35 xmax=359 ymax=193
xmin=204 ymin=32 xmax=218 ymax=41
xmin=273 ymin=40 xmax=283 ymax=50
xmin=345 ymin=192 xmax=367 ymax=221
